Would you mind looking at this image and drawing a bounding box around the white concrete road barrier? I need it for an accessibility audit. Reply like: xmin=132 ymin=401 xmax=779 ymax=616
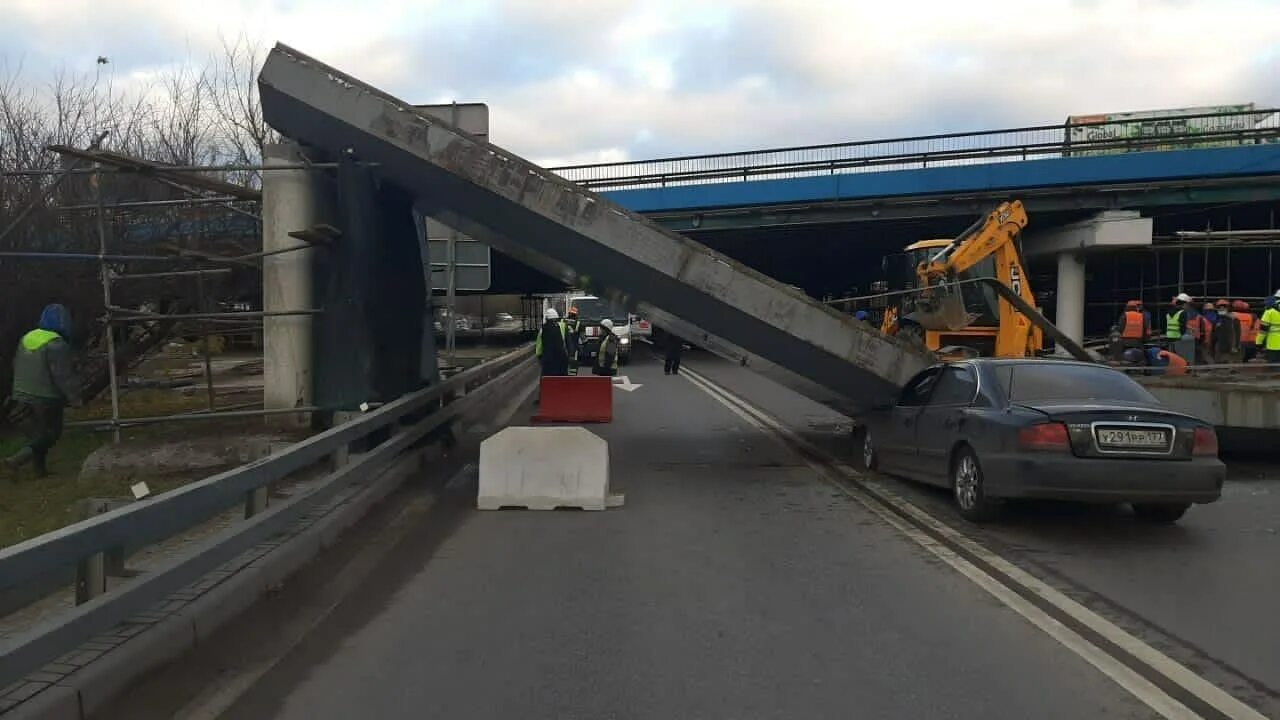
xmin=478 ymin=427 xmax=622 ymax=510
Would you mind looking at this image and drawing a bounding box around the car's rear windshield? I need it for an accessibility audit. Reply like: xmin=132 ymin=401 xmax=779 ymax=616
xmin=995 ymin=363 xmax=1157 ymax=404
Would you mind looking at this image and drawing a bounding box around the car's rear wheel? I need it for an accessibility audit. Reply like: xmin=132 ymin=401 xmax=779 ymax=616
xmin=855 ymin=427 xmax=877 ymax=471
xmin=1132 ymin=502 xmax=1190 ymax=524
xmin=952 ymin=447 xmax=998 ymax=522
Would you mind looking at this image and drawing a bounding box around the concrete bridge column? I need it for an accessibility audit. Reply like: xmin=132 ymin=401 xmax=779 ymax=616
xmin=262 ymin=141 xmax=323 ymax=426
xmin=1055 ymin=252 xmax=1086 ymax=354
xmin=1025 ymin=210 xmax=1154 ymax=352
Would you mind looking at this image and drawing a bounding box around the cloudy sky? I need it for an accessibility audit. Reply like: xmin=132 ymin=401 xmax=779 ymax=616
xmin=2 ymin=0 xmax=1278 ymax=165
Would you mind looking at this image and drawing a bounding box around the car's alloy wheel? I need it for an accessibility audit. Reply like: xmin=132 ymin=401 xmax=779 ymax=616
xmin=860 ymin=429 xmax=877 ymax=471
xmin=952 ymin=448 xmax=997 ymax=522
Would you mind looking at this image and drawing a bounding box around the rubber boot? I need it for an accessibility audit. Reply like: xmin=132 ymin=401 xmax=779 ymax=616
xmin=3 ymin=447 xmax=34 ymax=480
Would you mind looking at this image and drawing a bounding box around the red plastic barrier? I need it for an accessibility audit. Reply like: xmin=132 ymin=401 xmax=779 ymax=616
xmin=532 ymin=375 xmax=613 ymax=423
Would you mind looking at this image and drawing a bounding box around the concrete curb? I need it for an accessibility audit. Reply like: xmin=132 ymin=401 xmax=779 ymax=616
xmin=4 ymin=684 xmax=78 ymax=720
xmin=66 ymin=616 xmax=195 ymax=719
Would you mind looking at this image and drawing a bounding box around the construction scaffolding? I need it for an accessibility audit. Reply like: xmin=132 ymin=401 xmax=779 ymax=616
xmin=0 ymin=143 xmax=314 ymax=434
xmin=1085 ymin=215 xmax=1280 ymax=342
xmin=1 ymin=140 xmax=486 ymax=432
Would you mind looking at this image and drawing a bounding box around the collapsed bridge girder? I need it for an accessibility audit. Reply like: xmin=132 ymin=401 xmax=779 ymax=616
xmin=257 ymin=44 xmax=934 ymax=410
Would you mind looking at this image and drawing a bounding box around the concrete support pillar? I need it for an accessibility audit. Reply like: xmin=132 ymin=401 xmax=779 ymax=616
xmin=263 ymin=141 xmax=321 ymax=426
xmin=1055 ymin=252 xmax=1086 ymax=354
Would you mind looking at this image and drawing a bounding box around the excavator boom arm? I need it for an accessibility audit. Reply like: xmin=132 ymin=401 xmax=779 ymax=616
xmin=920 ymin=200 xmax=1029 ymax=280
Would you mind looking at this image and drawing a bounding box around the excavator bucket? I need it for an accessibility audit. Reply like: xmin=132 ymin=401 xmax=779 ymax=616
xmin=905 ymin=280 xmax=977 ymax=331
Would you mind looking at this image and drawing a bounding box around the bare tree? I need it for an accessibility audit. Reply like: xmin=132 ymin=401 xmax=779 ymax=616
xmin=150 ymin=64 xmax=217 ymax=166
xmin=209 ymin=35 xmax=278 ymax=187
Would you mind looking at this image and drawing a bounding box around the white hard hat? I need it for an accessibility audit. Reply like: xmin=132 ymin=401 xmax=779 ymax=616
xmin=1273 ymin=289 xmax=1280 ymax=299
xmin=545 ymin=308 xmax=559 ymax=320
xmin=1175 ymin=292 xmax=1193 ymax=304
xmin=601 ymin=318 xmax=614 ymax=329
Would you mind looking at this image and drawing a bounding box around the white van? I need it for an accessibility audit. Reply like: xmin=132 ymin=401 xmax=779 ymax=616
xmin=567 ymin=295 xmax=632 ymax=365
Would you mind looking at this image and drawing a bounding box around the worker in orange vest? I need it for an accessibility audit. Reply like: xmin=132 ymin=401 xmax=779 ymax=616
xmin=1193 ymin=302 xmax=1216 ymax=364
xmin=1128 ymin=346 xmax=1188 ymax=377
xmin=1233 ymin=300 xmax=1260 ymax=362
xmin=1117 ymin=300 xmax=1149 ymax=348
xmin=1146 ymin=346 xmax=1188 ymax=376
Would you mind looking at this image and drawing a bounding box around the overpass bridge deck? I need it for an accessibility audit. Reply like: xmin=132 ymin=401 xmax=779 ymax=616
xmin=596 ymin=144 xmax=1280 ymax=215
xmin=550 ymin=110 xmax=1280 ymax=216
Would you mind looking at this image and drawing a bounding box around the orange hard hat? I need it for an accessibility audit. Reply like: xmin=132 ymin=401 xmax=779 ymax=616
xmin=1232 ymin=300 xmax=1249 ymax=311
xmin=1125 ymin=300 xmax=1140 ymax=309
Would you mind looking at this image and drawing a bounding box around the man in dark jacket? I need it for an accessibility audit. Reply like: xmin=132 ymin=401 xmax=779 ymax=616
xmin=1211 ymin=298 xmax=1241 ymax=364
xmin=535 ymin=308 xmax=569 ymax=376
xmin=563 ymin=306 xmax=582 ymax=375
xmin=5 ymin=304 xmax=82 ymax=477
xmin=663 ymin=331 xmax=685 ymax=375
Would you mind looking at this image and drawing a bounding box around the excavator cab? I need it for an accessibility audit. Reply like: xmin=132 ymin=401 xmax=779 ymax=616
xmin=904 ymin=243 xmax=1002 ymax=325
xmin=882 ymin=242 xmax=1003 ymax=357
xmin=877 ymin=200 xmax=1042 ymax=359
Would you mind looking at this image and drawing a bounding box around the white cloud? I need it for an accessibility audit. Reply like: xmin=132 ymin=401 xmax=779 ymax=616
xmin=1 ymin=0 xmax=1277 ymax=165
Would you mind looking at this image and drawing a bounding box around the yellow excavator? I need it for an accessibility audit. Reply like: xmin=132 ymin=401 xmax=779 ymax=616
xmin=878 ymin=200 xmax=1080 ymax=360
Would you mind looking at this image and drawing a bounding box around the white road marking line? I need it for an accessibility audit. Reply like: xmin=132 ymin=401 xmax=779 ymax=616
xmin=681 ymin=366 xmax=1268 ymax=720
xmin=613 ymin=375 xmax=643 ymax=391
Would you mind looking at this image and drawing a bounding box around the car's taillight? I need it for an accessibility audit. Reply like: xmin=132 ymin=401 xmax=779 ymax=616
xmin=1192 ymin=426 xmax=1219 ymax=456
xmin=1018 ymin=422 xmax=1071 ymax=451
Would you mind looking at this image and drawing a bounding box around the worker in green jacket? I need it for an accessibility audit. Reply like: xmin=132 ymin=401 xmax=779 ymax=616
xmin=4 ymin=304 xmax=82 ymax=478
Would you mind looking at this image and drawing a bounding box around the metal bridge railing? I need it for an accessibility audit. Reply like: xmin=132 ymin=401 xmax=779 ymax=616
xmin=0 ymin=344 xmax=535 ymax=690
xmin=552 ymin=109 xmax=1280 ymax=191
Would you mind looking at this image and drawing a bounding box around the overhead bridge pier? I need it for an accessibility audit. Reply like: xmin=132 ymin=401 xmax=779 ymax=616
xmin=256 ymin=44 xmax=933 ymax=411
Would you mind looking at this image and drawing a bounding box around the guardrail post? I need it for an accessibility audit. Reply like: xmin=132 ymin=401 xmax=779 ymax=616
xmin=244 ymin=486 xmax=269 ymax=518
xmin=330 ymin=410 xmax=359 ymax=470
xmin=104 ymin=546 xmax=128 ymax=577
xmin=76 ymin=552 xmax=106 ymax=604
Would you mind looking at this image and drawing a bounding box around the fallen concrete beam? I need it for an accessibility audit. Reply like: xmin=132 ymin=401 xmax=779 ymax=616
xmin=257 ymin=44 xmax=932 ymax=409
xmin=1138 ymin=377 xmax=1280 ymax=429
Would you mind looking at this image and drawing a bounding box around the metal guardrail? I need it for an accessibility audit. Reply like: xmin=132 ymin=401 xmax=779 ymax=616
xmin=0 ymin=344 xmax=535 ymax=689
xmin=552 ymin=109 xmax=1280 ymax=190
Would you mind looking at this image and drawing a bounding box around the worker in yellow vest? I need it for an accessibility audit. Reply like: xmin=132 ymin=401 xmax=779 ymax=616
xmin=1256 ymin=290 xmax=1280 ymax=364
xmin=4 ymin=305 xmax=82 ymax=477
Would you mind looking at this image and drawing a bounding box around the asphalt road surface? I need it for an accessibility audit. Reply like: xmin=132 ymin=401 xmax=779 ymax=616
xmin=681 ymin=350 xmax=1280 ymax=717
xmin=108 ymin=349 xmax=1277 ymax=719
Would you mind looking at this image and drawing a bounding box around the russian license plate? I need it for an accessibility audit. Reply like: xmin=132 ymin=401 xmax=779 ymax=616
xmin=1098 ymin=428 xmax=1167 ymax=449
